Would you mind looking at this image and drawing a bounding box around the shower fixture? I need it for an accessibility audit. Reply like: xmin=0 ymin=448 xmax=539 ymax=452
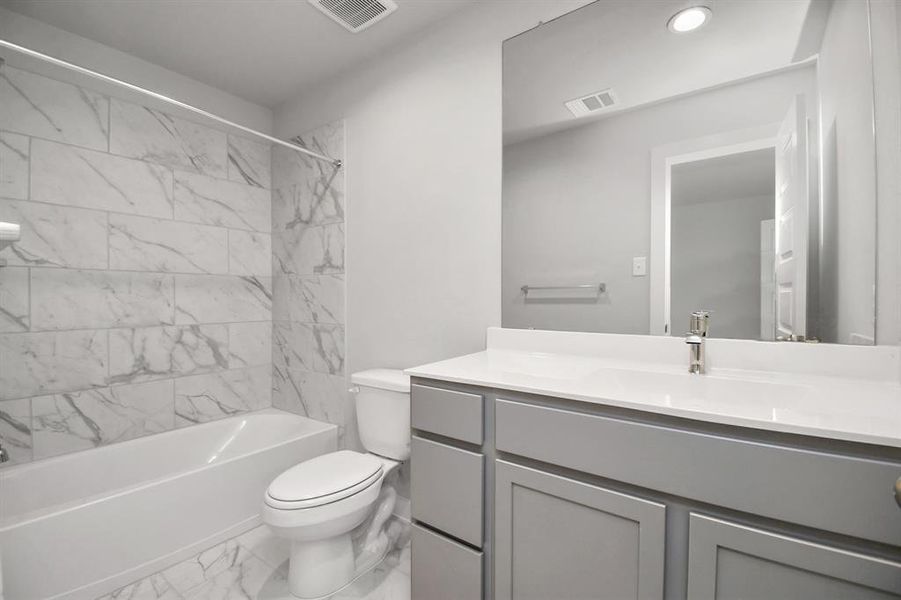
xmin=0 ymin=221 xmax=20 ymax=267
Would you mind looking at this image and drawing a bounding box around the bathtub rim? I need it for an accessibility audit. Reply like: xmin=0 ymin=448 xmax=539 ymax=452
xmin=0 ymin=408 xmax=337 ymax=530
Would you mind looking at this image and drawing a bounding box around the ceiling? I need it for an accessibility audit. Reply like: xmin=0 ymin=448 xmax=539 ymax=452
xmin=503 ymin=0 xmax=820 ymax=144
xmin=672 ymin=148 xmax=776 ymax=205
xmin=0 ymin=0 xmax=476 ymax=108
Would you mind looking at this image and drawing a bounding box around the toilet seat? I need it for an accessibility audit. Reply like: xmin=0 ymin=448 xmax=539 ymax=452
xmin=265 ymin=450 xmax=384 ymax=510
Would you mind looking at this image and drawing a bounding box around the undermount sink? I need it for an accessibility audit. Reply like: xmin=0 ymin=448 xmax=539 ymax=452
xmin=486 ymin=350 xmax=806 ymax=418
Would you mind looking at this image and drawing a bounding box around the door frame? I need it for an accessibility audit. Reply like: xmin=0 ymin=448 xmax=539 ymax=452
xmin=649 ymin=123 xmax=779 ymax=336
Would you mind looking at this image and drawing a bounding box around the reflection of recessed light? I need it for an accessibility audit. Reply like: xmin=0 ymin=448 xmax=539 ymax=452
xmin=667 ymin=6 xmax=712 ymax=33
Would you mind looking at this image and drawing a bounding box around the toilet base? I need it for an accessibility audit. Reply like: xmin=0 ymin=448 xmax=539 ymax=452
xmin=288 ymin=534 xmax=354 ymax=599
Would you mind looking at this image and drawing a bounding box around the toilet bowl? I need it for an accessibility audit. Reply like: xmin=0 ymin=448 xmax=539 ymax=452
xmin=262 ymin=369 xmax=410 ymax=599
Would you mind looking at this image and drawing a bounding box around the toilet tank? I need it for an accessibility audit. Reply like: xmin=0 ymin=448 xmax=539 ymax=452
xmin=351 ymin=369 xmax=411 ymax=460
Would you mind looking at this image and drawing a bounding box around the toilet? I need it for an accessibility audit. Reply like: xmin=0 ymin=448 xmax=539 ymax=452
xmin=262 ymin=369 xmax=411 ymax=599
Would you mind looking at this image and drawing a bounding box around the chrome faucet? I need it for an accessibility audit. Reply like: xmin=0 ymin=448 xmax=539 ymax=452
xmin=685 ymin=311 xmax=710 ymax=375
xmin=0 ymin=440 xmax=9 ymax=463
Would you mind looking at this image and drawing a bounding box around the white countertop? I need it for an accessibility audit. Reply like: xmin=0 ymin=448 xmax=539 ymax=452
xmin=406 ymin=329 xmax=901 ymax=449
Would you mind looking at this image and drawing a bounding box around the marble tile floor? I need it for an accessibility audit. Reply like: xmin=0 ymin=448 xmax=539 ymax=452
xmin=97 ymin=524 xmax=411 ymax=600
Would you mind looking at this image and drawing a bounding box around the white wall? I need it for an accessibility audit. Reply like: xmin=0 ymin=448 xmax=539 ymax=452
xmin=0 ymin=6 xmax=272 ymax=132
xmin=273 ymin=1 xmax=591 ymax=372
xmin=671 ymin=195 xmax=774 ymax=340
xmin=816 ymin=0 xmax=879 ymax=345
xmin=502 ymin=66 xmax=816 ymax=334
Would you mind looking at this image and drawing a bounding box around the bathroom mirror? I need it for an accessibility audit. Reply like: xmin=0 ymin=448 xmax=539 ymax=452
xmin=502 ymin=0 xmax=878 ymax=344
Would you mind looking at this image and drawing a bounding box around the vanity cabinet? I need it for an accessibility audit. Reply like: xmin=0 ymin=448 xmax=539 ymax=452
xmin=409 ymin=378 xmax=901 ymax=600
xmin=494 ymin=460 xmax=666 ymax=600
xmin=687 ymin=514 xmax=901 ymax=599
xmin=410 ymin=384 xmax=487 ymax=599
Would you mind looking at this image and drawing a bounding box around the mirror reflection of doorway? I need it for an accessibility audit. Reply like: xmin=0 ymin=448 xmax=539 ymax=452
xmin=670 ymin=148 xmax=776 ymax=340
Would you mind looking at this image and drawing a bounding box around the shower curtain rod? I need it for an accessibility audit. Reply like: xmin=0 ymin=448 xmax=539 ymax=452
xmin=0 ymin=39 xmax=343 ymax=168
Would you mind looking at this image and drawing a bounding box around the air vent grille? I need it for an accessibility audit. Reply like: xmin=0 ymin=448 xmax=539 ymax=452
xmin=309 ymin=0 xmax=399 ymax=33
xmin=565 ymin=89 xmax=617 ymax=117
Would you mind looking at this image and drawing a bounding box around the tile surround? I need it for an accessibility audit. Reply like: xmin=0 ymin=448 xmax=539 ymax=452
xmin=272 ymin=274 xmax=344 ymax=324
xmin=108 ymin=325 xmax=229 ymax=384
xmin=229 ymin=229 xmax=273 ymax=277
xmin=31 ymin=380 xmax=174 ymax=460
xmin=0 ymin=329 xmax=109 ymax=401
xmin=228 ymin=321 xmax=273 ymax=368
xmin=272 ymin=222 xmax=345 ymax=275
xmin=30 ymin=269 xmax=176 ymax=331
xmin=31 ymin=139 xmax=175 ymax=218
xmin=274 ymin=321 xmax=344 ymax=375
xmin=270 ymin=122 xmax=353 ymax=449
xmin=174 ymin=170 xmax=271 ymax=232
xmin=109 ymin=214 xmax=230 ymax=274
xmin=0 ymin=65 xmax=274 ymax=467
xmin=0 ymin=398 xmax=32 ymax=466
xmin=0 ymin=199 xmax=109 ymax=269
xmin=0 ymin=66 xmax=109 ymax=150
xmin=174 ymin=366 xmax=272 ymax=426
xmin=0 ymin=132 xmax=29 ymax=199
xmin=109 ymin=99 xmax=227 ymax=177
xmin=174 ymin=274 xmax=272 ymax=325
xmin=0 ymin=266 xmax=29 ymax=332
xmin=228 ymin=134 xmax=272 ymax=189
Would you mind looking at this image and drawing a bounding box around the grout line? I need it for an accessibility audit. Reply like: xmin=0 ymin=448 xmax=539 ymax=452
xmin=0 ymin=319 xmax=273 ymax=337
xmin=17 ymin=263 xmax=279 ymax=278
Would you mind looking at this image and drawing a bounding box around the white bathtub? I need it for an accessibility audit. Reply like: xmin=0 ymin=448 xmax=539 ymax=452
xmin=0 ymin=408 xmax=337 ymax=600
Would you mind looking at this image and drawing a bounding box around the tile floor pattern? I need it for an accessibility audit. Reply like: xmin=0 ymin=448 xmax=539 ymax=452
xmin=96 ymin=524 xmax=411 ymax=600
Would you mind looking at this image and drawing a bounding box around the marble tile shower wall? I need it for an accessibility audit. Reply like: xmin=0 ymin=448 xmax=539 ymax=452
xmin=0 ymin=65 xmax=274 ymax=466
xmin=270 ymin=122 xmax=354 ymax=448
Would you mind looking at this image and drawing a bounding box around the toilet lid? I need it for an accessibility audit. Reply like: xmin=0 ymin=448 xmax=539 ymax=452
xmin=266 ymin=451 xmax=383 ymax=508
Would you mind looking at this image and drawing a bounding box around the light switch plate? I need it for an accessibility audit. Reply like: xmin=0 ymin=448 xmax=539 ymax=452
xmin=632 ymin=256 xmax=647 ymax=276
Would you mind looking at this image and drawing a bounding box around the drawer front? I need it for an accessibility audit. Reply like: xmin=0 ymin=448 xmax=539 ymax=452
xmin=412 ymin=524 xmax=483 ymax=600
xmin=495 ymin=398 xmax=901 ymax=547
xmin=412 ymin=383 xmax=484 ymax=444
xmin=411 ymin=436 xmax=484 ymax=547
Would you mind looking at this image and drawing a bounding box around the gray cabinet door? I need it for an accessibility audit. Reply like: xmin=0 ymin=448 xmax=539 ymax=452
xmin=495 ymin=460 xmax=666 ymax=600
xmin=687 ymin=513 xmax=901 ymax=600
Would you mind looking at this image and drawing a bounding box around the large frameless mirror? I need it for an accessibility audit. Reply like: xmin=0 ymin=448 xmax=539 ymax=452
xmin=502 ymin=0 xmax=877 ymax=344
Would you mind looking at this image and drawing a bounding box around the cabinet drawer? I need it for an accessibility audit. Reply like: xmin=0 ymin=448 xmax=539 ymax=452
xmin=496 ymin=398 xmax=901 ymax=547
xmin=411 ymin=436 xmax=484 ymax=547
xmin=412 ymin=384 xmax=483 ymax=444
xmin=412 ymin=524 xmax=483 ymax=600
xmin=687 ymin=513 xmax=901 ymax=599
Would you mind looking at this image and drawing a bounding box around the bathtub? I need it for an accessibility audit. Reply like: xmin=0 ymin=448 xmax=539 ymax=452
xmin=0 ymin=408 xmax=337 ymax=600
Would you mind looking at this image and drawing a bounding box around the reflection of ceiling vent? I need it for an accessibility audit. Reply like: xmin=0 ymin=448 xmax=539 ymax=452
xmin=308 ymin=0 xmax=399 ymax=33
xmin=564 ymin=89 xmax=617 ymax=117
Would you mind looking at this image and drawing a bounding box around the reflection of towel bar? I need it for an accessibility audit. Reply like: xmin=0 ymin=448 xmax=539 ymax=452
xmin=521 ymin=283 xmax=606 ymax=296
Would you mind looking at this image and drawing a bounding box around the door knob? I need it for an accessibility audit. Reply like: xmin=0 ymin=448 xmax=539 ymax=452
xmin=895 ymin=477 xmax=901 ymax=509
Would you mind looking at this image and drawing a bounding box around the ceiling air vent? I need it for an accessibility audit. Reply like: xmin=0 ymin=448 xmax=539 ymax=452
xmin=564 ymin=89 xmax=617 ymax=117
xmin=308 ymin=0 xmax=399 ymax=33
